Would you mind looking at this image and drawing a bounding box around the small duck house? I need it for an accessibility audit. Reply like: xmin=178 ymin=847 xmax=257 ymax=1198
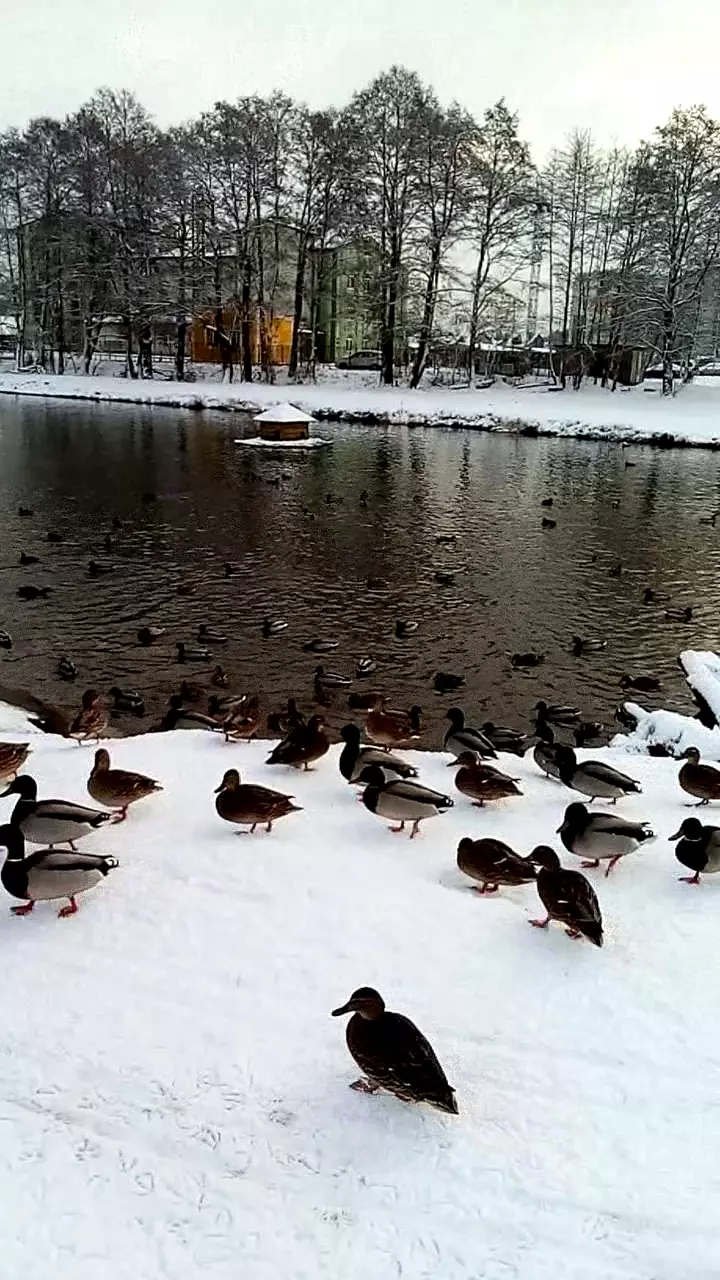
xmin=255 ymin=403 xmax=315 ymax=442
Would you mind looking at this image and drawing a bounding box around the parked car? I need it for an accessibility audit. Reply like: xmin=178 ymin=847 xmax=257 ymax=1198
xmin=337 ymin=349 xmax=383 ymax=371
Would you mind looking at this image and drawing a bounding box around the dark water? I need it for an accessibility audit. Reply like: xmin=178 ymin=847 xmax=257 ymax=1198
xmin=0 ymin=395 xmax=717 ymax=743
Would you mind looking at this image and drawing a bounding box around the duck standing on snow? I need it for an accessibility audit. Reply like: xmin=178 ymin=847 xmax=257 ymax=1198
xmin=69 ymin=690 xmax=108 ymax=744
xmin=457 ymin=837 xmax=536 ymax=895
xmin=215 ymin=768 xmax=301 ymax=834
xmin=669 ymin=818 xmax=720 ymax=883
xmin=678 ymin=748 xmax=720 ymax=805
xmin=339 ymin=723 xmax=418 ymax=783
xmin=266 ymin=715 xmax=329 ymax=770
xmin=532 ymin=725 xmax=564 ymax=780
xmin=331 ymin=987 xmax=458 ymax=1114
xmin=366 ymin=698 xmax=423 ymax=751
xmin=223 ymin=695 xmax=261 ymax=742
xmin=359 ymin=764 xmax=452 ymax=838
xmin=87 ymin=748 xmax=162 ymax=820
xmin=452 ymin=752 xmax=522 ymax=806
xmin=555 ymin=745 xmax=641 ymax=803
xmin=529 ymin=845 xmax=603 ymax=946
xmin=558 ymin=802 xmax=654 ymax=875
xmin=2 ymin=775 xmax=115 ymax=848
xmin=0 ymin=743 xmax=31 ymax=785
xmin=0 ymin=824 xmax=118 ymax=918
xmin=443 ymin=708 xmax=496 ymax=760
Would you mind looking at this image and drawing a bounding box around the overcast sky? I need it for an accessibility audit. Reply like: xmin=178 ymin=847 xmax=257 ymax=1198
xmin=2 ymin=0 xmax=719 ymax=155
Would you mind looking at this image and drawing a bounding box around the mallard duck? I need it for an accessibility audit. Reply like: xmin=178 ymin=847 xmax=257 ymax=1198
xmin=176 ymin=582 xmax=194 ymax=595
xmin=619 ymin=674 xmax=660 ymax=692
xmin=137 ymin=626 xmax=165 ymax=645
xmin=331 ymin=987 xmax=457 ymax=1114
xmin=348 ymin=690 xmax=384 ymax=711
xmin=555 ymin=746 xmax=641 ymax=803
xmin=434 ymin=671 xmax=465 ymax=694
xmin=366 ymin=575 xmax=389 ymax=590
xmin=267 ymin=698 xmax=305 ymax=737
xmin=178 ymin=680 xmax=203 ymax=703
xmin=177 ymin=642 xmax=210 ymax=663
xmin=665 ymin=606 xmax=693 ymax=622
xmin=159 ymin=696 xmax=221 ymax=732
xmin=2 ymin=775 xmax=114 ymax=848
xmin=46 ymin=531 xmax=64 ymax=543
xmin=481 ymin=721 xmax=529 ymax=756
xmin=88 ymin=559 xmax=115 ymax=576
xmin=266 ymin=714 xmax=329 ymax=770
xmin=642 ymin=587 xmax=658 ymax=604
xmin=608 ymin=562 xmax=622 ymax=577
xmin=58 ymin=656 xmax=78 ymax=681
xmin=17 ymin=585 xmax=52 ymax=600
xmin=0 ymin=743 xmax=31 ymax=784
xmin=511 ymin=651 xmax=544 ymax=669
xmin=208 ymin=691 xmax=247 ymax=716
xmin=302 ymin=638 xmax=339 ymax=653
xmin=435 ymin=533 xmax=457 ymax=544
xmin=678 ymin=747 xmax=720 ymax=804
xmin=18 ymin=506 xmax=33 ymax=517
xmin=529 ymin=846 xmax=603 ymax=946
xmin=214 ymin=768 xmax=301 ymax=833
xmin=395 ymin=620 xmax=418 ymax=638
xmin=357 ymin=656 xmax=377 ymax=677
xmin=109 ymin=686 xmax=145 ymax=715
xmin=572 ymin=635 xmax=607 ymax=656
xmin=339 ymin=724 xmax=418 ymax=784
xmin=541 ymin=497 xmax=553 ymax=507
xmin=533 ymin=729 xmax=564 ymax=779
xmin=0 ymin=630 xmax=12 ymax=649
xmin=0 ymin=824 xmax=118 ymax=918
xmin=359 ymin=764 xmax=452 ymax=838
xmin=558 ymin=802 xmax=654 ymax=875
xmin=457 ymin=837 xmax=536 ymax=894
xmin=366 ymin=698 xmax=423 ymax=750
xmin=573 ymin=721 xmax=605 ymax=748
xmin=443 ymin=708 xmax=496 ymax=760
xmin=669 ymin=818 xmax=720 ymax=883
xmin=453 ymin=752 xmax=522 ymax=805
xmin=534 ymin=700 xmax=580 ymax=724
xmin=198 ymin=624 xmax=228 ymax=645
xmin=314 ymin=665 xmax=351 ymax=688
xmin=87 ymin=748 xmax=162 ymax=819
xmin=19 ymin=551 xmax=40 ymax=565
xmin=541 ymin=516 xmax=556 ymax=529
xmin=223 ymin=561 xmax=238 ymax=577
xmin=211 ymin=665 xmax=229 ymax=687
xmin=434 ymin=570 xmax=456 ymax=586
xmin=223 ymin=695 xmax=261 ymax=742
xmin=262 ymin=617 xmax=288 ymax=637
xmin=69 ymin=690 xmax=108 ymax=744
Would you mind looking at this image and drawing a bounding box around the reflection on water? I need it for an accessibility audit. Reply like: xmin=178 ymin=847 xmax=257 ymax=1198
xmin=0 ymin=396 xmax=718 ymax=742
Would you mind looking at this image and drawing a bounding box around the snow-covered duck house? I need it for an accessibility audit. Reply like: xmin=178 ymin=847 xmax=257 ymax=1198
xmin=255 ymin=402 xmax=315 ymax=441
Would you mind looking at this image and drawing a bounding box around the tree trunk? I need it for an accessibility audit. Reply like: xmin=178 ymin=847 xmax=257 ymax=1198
xmin=661 ymin=305 xmax=674 ymax=396
xmin=138 ymin=321 xmax=153 ymax=378
xmin=382 ymin=244 xmax=400 ymax=386
xmin=56 ymin=291 xmax=65 ymax=376
xmin=288 ymin=239 xmax=307 ymax=379
xmin=124 ymin=315 xmax=137 ymax=379
xmin=410 ymin=244 xmax=441 ymax=390
xmin=175 ymin=319 xmax=187 ymax=381
xmin=241 ymin=259 xmax=252 ymax=382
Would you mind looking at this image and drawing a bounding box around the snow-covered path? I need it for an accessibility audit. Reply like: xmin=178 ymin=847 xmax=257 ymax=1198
xmin=1 ymin=709 xmax=718 ymax=1278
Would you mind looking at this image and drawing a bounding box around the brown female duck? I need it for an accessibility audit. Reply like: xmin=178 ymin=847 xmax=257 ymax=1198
xmin=457 ymin=837 xmax=537 ymax=894
xmin=331 ymin=987 xmax=458 ymax=1113
xmin=365 ymin=697 xmax=423 ymax=750
xmin=453 ymin=752 xmax=522 ymax=806
xmin=87 ymin=748 xmax=162 ymax=820
xmin=0 ymin=743 xmax=31 ymax=785
xmin=678 ymin=747 xmax=720 ymax=805
xmin=223 ymin=695 xmax=261 ymax=742
xmin=214 ymin=768 xmax=301 ymax=834
xmin=529 ymin=845 xmax=603 ymax=946
xmin=69 ymin=690 xmax=108 ymax=744
xmin=265 ymin=714 xmax=329 ymax=770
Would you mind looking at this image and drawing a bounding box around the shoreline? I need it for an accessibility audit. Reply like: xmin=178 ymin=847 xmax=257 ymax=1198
xmin=3 ymin=370 xmax=720 ymax=449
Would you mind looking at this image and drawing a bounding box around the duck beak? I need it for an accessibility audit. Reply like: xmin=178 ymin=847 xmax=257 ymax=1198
xmin=331 ymin=1001 xmax=353 ymax=1017
xmin=669 ymin=829 xmax=683 ymax=841
xmin=214 ymin=784 xmax=224 ymax=794
xmin=555 ymin=822 xmax=565 ymax=834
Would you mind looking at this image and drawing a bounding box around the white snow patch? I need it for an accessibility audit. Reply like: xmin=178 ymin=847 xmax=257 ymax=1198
xmin=234 ymin=435 xmax=331 ymax=449
xmin=254 ymin=402 xmax=316 ymax=423
xmin=0 ymin=700 xmax=719 ymax=1278
xmin=679 ymin=649 xmax=720 ymax=724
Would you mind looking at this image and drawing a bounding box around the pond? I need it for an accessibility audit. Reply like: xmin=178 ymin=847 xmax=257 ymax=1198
xmin=0 ymin=395 xmax=717 ymax=743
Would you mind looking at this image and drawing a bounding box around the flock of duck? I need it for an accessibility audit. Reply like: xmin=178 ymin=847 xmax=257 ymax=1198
xmin=1 ymin=679 xmax=719 ymax=1116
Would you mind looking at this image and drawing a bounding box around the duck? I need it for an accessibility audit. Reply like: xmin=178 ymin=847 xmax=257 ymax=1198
xmin=2 ymin=775 xmax=115 ymax=848
xmin=366 ymin=698 xmax=423 ymax=750
xmin=211 ymin=665 xmax=229 ymax=687
xmin=532 ymin=728 xmax=564 ymax=780
xmin=395 ymin=620 xmax=419 ymax=638
xmin=339 ymin=724 xmax=418 ymax=784
xmin=87 ymin=748 xmax=162 ymax=820
xmin=453 ymin=753 xmax=522 ymax=806
xmin=511 ymin=651 xmax=544 ymax=669
xmin=528 ymin=846 xmax=603 ymax=946
xmin=669 ymin=818 xmax=720 ymax=883
xmin=678 ymin=748 xmax=720 ymax=805
xmin=433 ymin=570 xmax=456 ymax=586
xmin=58 ymin=656 xmax=78 ymax=681
xmin=176 ymin=582 xmax=194 ymax=595
xmin=435 ymin=533 xmax=457 ymax=544
xmin=357 ymin=656 xmax=377 ymax=677
xmin=314 ymin=665 xmax=351 ymax=689
xmin=108 ymin=686 xmax=145 ymax=716
xmin=433 ymin=671 xmax=465 ymax=694
xmin=0 ymin=824 xmax=118 ymax=918
xmin=664 ymin=606 xmax=693 ymax=622
xmin=88 ymin=559 xmax=115 ymax=577
xmin=558 ymin=802 xmax=654 ymax=875
xmin=141 ymin=491 xmax=157 ymax=504
xmin=19 ymin=551 xmax=40 ymax=565
xmin=555 ymin=746 xmax=641 ymax=803
xmin=541 ymin=516 xmax=556 ymax=529
xmin=642 ymin=587 xmax=657 ymax=604
xmin=262 ymin=617 xmax=288 ymax=637
xmin=457 ymin=837 xmax=536 ymax=894
xmin=27 ymin=703 xmax=70 ymax=738
xmin=18 ymin=506 xmax=34 ymax=517
xmin=223 ymin=695 xmax=261 ymax=742
xmin=331 ymin=987 xmax=458 ymax=1114
xmin=46 ymin=531 xmax=64 ymax=543
xmin=573 ymin=721 xmax=605 ymax=748
xmin=69 ymin=690 xmax=108 ymax=745
xmin=266 ymin=714 xmax=329 ymax=770
xmin=572 ymin=635 xmax=607 ymax=656
xmin=348 ymin=690 xmax=385 ymax=711
xmin=214 ymin=768 xmax=301 ymax=834
xmin=481 ymin=721 xmax=530 ymax=756
xmin=0 ymin=631 xmax=12 ymax=649
xmin=17 ymin=585 xmax=52 ymax=600
xmin=534 ymin=700 xmax=581 ymax=725
xmin=267 ymin=698 xmax=305 ymax=737
xmin=443 ymin=708 xmax=496 ymax=760
xmin=137 ymin=626 xmax=165 ymax=645
xmin=608 ymin=562 xmax=622 ymax=577
xmin=208 ymin=691 xmax=247 ymax=717
xmin=198 ymin=624 xmax=228 ymax=645
xmin=302 ymin=638 xmax=339 ymax=653
xmin=619 ymin=674 xmax=661 ymax=692
xmin=176 ymin=642 xmax=210 ymax=663
xmin=540 ymin=497 xmax=553 ymax=507
xmin=0 ymin=743 xmax=31 ymax=784
xmin=223 ymin=561 xmax=239 ymax=577
xmin=359 ymin=764 xmax=452 ymax=838
xmin=159 ymin=696 xmax=222 ymax=732
xmin=366 ymin=575 xmax=390 ymax=590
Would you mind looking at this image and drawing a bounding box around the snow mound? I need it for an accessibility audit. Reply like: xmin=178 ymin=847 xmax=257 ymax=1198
xmin=679 ymin=649 xmax=720 ymax=725
xmin=234 ymin=435 xmax=331 ymax=449
xmin=0 ymin=701 xmax=719 ymax=1278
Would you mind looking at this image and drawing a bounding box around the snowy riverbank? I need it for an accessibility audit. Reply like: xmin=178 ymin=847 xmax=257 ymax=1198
xmin=4 ymin=367 xmax=720 ymax=446
xmin=2 ymin=699 xmax=720 ymax=1278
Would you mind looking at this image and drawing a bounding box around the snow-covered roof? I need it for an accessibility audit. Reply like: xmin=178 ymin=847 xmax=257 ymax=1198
xmin=255 ymin=402 xmax=316 ymax=424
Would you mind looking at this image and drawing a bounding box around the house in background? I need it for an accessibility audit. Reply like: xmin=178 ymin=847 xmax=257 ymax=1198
xmin=190 ymin=310 xmax=294 ymax=366
xmin=310 ymin=241 xmax=406 ymax=363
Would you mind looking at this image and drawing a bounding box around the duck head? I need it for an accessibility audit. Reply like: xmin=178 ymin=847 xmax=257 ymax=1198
xmin=682 ymin=747 xmax=701 ymax=764
xmin=340 ymin=723 xmax=361 ymax=745
xmin=81 ymin=688 xmax=100 ymax=709
xmin=0 ymin=823 xmax=25 ymax=860
xmin=557 ymin=802 xmax=589 ymax=835
xmin=530 ymin=845 xmax=561 ymax=872
xmin=455 ymin=751 xmax=479 ymax=768
xmin=445 ymin=707 xmax=465 ymax=728
xmin=358 ymin=764 xmax=387 ymax=789
xmin=93 ymin=748 xmax=111 ymax=773
xmin=332 ymin=987 xmax=385 ymax=1020
xmin=1 ymin=774 xmax=38 ymax=801
xmin=669 ymin=817 xmax=704 ymax=842
xmin=554 ymin=744 xmax=578 ymax=780
xmin=215 ymin=769 xmax=241 ymax=794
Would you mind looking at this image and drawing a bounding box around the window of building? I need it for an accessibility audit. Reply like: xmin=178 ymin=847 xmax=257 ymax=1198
xmin=346 ymin=275 xmax=356 ymax=290
xmin=346 ymin=337 xmax=353 ymax=350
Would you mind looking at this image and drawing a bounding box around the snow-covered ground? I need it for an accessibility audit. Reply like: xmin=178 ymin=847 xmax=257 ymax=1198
xmin=4 ymin=365 xmax=720 ymax=446
xmin=2 ymin=700 xmax=720 ymax=1278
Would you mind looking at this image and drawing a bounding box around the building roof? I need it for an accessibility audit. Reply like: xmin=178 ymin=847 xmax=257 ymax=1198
xmin=255 ymin=402 xmax=316 ymax=424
